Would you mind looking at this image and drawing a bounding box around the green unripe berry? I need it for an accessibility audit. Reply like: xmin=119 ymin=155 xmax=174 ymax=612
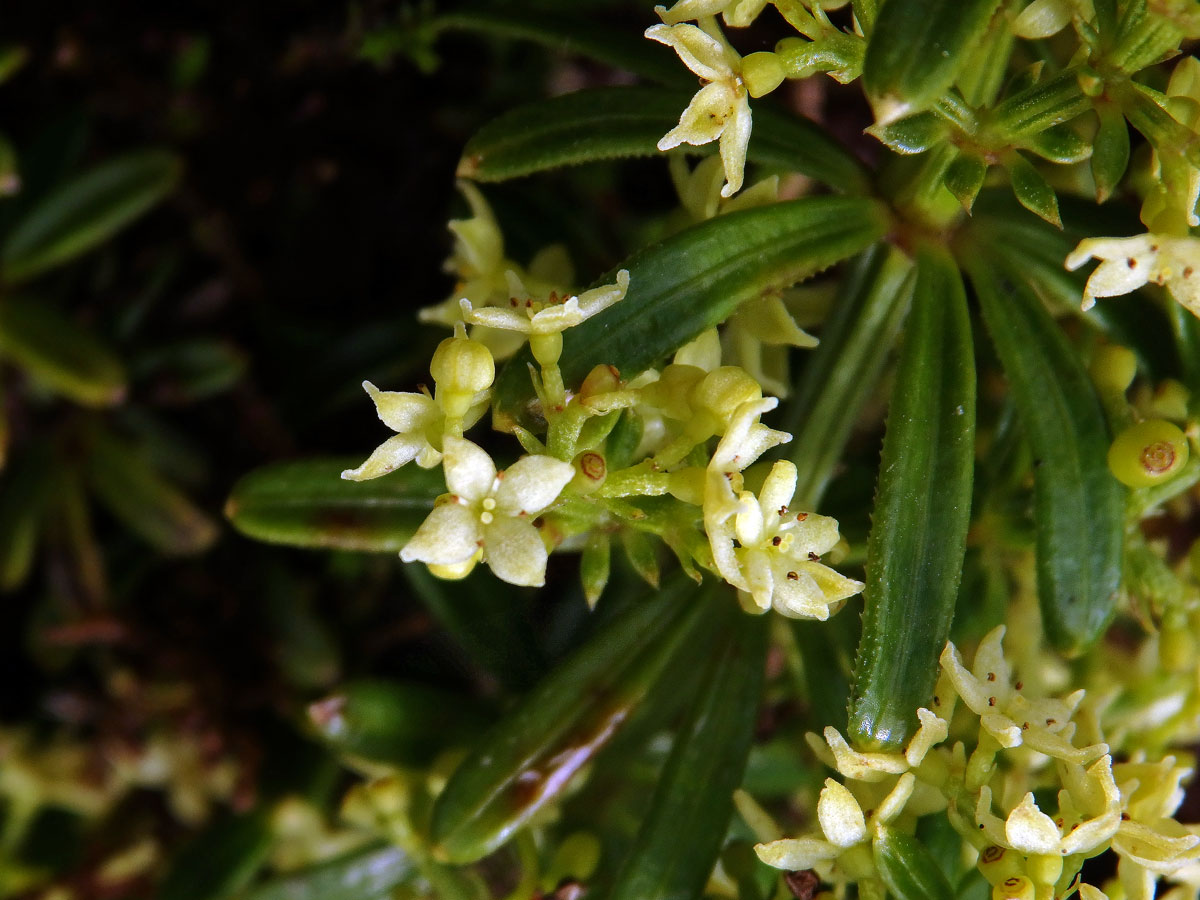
xmin=1107 ymin=419 xmax=1189 ymax=487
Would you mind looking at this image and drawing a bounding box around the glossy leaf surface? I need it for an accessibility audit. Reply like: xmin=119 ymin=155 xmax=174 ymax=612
xmin=225 ymin=458 xmax=443 ymax=552
xmin=848 ymin=246 xmax=975 ymax=750
xmin=969 ymin=255 xmax=1124 ymax=653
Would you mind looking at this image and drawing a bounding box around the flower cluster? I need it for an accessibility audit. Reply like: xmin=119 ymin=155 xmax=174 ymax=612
xmin=755 ymin=627 xmax=1200 ymax=900
xmin=342 ymin=186 xmax=861 ymax=610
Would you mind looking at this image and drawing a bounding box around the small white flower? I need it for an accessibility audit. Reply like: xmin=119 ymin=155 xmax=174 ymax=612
xmin=399 ymin=438 xmax=574 ymax=587
xmin=818 ymin=779 xmax=867 ymax=847
xmin=645 ymin=22 xmax=752 ymax=197
xmin=654 ymin=0 xmax=771 ymax=27
xmin=940 ymin=626 xmax=1109 ymax=764
xmin=341 ymin=382 xmax=446 ymax=479
xmin=1065 ymin=234 xmax=1200 ymax=316
xmin=460 ymin=270 xmax=629 ymax=336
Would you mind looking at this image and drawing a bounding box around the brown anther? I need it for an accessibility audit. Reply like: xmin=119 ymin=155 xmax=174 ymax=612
xmin=779 ymin=505 xmax=789 ymax=516
xmin=532 ymin=516 xmax=545 ymax=527
xmin=772 ymin=536 xmax=783 ymax=546
xmin=933 ymin=695 xmax=940 ymax=705
xmin=1127 ymin=257 xmax=1138 ymax=268
xmin=510 ymin=297 xmax=518 ymax=307
xmin=1022 ymin=722 xmax=1029 ymax=730
xmin=796 ymin=512 xmax=808 ymax=521
xmin=1121 ymin=813 xmax=1131 ymax=821
xmin=988 ymin=697 xmax=997 ymax=706
xmin=525 ymin=298 xmax=533 ymax=308
xmin=1151 ymin=244 xmax=1160 ymax=252
xmin=1015 ymin=681 xmax=1023 ymax=690
xmin=986 ymin=672 xmax=996 ymax=681
xmin=1046 ymin=718 xmax=1056 ymax=726
xmin=1186 ymin=267 xmax=1195 ymax=278
xmin=979 ymin=823 xmax=986 ymax=829
xmin=787 ymin=571 xmax=799 ymax=580
xmin=808 ymin=551 xmax=820 ymax=561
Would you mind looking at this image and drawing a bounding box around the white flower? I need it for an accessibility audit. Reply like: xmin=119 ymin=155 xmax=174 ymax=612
xmin=940 ymin=626 xmax=1109 ymax=765
xmin=813 ymin=708 xmax=948 ymax=782
xmin=706 ymin=449 xmax=863 ymax=619
xmin=341 ymin=382 xmax=446 ymax=479
xmin=645 ymin=22 xmax=752 ymax=197
xmin=460 ymin=270 xmax=629 ymax=337
xmin=1065 ymin=234 xmax=1200 ymax=316
xmin=399 ymin=438 xmax=574 ymax=587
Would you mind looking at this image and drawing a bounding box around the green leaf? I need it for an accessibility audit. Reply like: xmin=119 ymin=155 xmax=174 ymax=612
xmin=847 ymin=246 xmax=975 ymax=750
xmin=1022 ymin=123 xmax=1092 ymax=165
xmin=492 ymin=196 xmax=889 ymax=432
xmin=943 ymin=154 xmax=987 ymax=211
xmin=1091 ymin=103 xmax=1131 ymax=203
xmin=239 ymin=844 xmax=413 ymax=900
xmin=160 ymin=810 xmax=274 ymax=900
xmin=867 ymin=111 xmax=948 ymax=155
xmin=0 ymin=446 xmax=51 ymax=590
xmin=1006 ymin=153 xmax=1061 ymax=227
xmin=459 ymin=87 xmax=868 ymax=194
xmin=863 ymin=0 xmax=1002 ymax=120
xmin=0 ymin=296 xmax=126 ymax=407
xmin=404 ymin=564 xmax=547 ymax=691
xmin=226 ymin=458 xmax=444 ymax=552
xmin=2 ymin=149 xmax=181 ymax=284
xmin=308 ymin=679 xmax=490 ymax=769
xmin=873 ymin=826 xmax=955 ymax=900
xmin=430 ymin=579 xmax=717 ymax=864
xmin=86 ymin=429 xmax=218 ymax=555
xmin=968 ymin=255 xmax=1124 ymax=654
xmin=607 ymin=610 xmax=768 ymax=900
xmin=990 ymin=69 xmax=1091 ymax=139
xmin=433 ymin=8 xmax=690 ymax=86
xmin=780 ymin=244 xmax=914 ymax=509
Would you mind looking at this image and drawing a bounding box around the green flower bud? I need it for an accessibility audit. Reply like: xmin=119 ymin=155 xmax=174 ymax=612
xmin=430 ymin=335 xmax=495 ymax=396
xmin=1089 ymin=345 xmax=1137 ymax=394
xmin=691 ymin=366 xmax=763 ymax=421
xmin=1107 ymin=419 xmax=1189 ymax=487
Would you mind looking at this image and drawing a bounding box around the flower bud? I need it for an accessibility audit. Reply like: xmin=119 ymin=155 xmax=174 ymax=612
xmin=1089 ymin=345 xmax=1137 ymax=394
xmin=691 ymin=366 xmax=763 ymax=423
xmin=742 ymin=52 xmax=785 ymax=98
xmin=430 ymin=335 xmax=495 ymax=396
xmin=1107 ymin=419 xmax=1189 ymax=487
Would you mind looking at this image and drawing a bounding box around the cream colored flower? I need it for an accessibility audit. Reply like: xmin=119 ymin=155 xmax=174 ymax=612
xmin=645 ymin=22 xmax=753 ymax=197
xmin=940 ymin=627 xmax=1109 ymax=764
xmin=460 ymin=269 xmax=629 ymax=337
xmin=341 ymin=382 xmax=445 ymax=479
xmin=813 ymin=709 xmax=948 ymax=782
xmin=1112 ymin=756 xmax=1200 ymax=900
xmin=1065 ymin=234 xmax=1200 ymax=316
xmin=400 ymin=438 xmax=574 ymax=587
xmin=755 ymin=774 xmax=916 ymax=869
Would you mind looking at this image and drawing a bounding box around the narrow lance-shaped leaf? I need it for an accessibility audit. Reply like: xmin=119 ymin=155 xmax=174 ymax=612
xmin=159 ymin=809 xmax=274 ymax=900
xmin=307 ymin=679 xmax=491 ymax=769
xmin=225 ymin=458 xmax=444 ymax=552
xmin=847 ymin=245 xmax=975 ymax=750
xmin=0 ymin=297 xmax=127 ymax=408
xmin=239 ymin=844 xmax=414 ymax=900
xmin=2 ymin=149 xmax=182 ymax=284
xmin=968 ymin=255 xmax=1124 ymax=654
xmin=493 ymin=196 xmax=890 ymax=431
xmin=429 ymin=579 xmax=718 ymax=864
xmin=863 ymin=0 xmax=1002 ymax=121
xmin=0 ymin=446 xmax=52 ymax=590
xmin=873 ymin=826 xmax=955 ymax=900
xmin=459 ymin=87 xmax=868 ymax=194
xmin=87 ymin=429 xmax=218 ymax=555
xmin=1005 ymin=153 xmax=1061 ymax=227
xmin=607 ymin=609 xmax=768 ymax=900
xmin=780 ymin=244 xmax=914 ymax=510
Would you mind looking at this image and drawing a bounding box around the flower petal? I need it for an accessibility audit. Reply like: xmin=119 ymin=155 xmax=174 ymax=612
xmin=494 ymin=454 xmax=575 ymax=516
xmin=754 ymin=837 xmax=839 ymax=870
xmin=757 ymin=460 xmax=798 ymax=521
xmin=818 ymin=779 xmax=867 ymax=848
xmin=644 ymin=23 xmax=730 ymax=83
xmin=717 ymin=94 xmax=752 ymax=197
xmin=1006 ymin=793 xmax=1061 ymax=856
xmin=658 ymin=81 xmax=737 ymax=151
xmin=364 ymin=382 xmax=439 ymax=434
xmin=400 ymin=503 xmax=481 ymax=566
xmin=341 ymin=434 xmax=429 ymax=481
xmin=482 ymin=516 xmax=549 ymax=586
xmin=442 ymin=437 xmax=497 ymax=501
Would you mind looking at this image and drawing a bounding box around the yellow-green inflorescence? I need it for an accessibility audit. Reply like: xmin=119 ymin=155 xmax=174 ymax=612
xmin=342 ymin=182 xmax=860 ymax=609
xmin=755 ymin=624 xmax=1200 ymax=900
